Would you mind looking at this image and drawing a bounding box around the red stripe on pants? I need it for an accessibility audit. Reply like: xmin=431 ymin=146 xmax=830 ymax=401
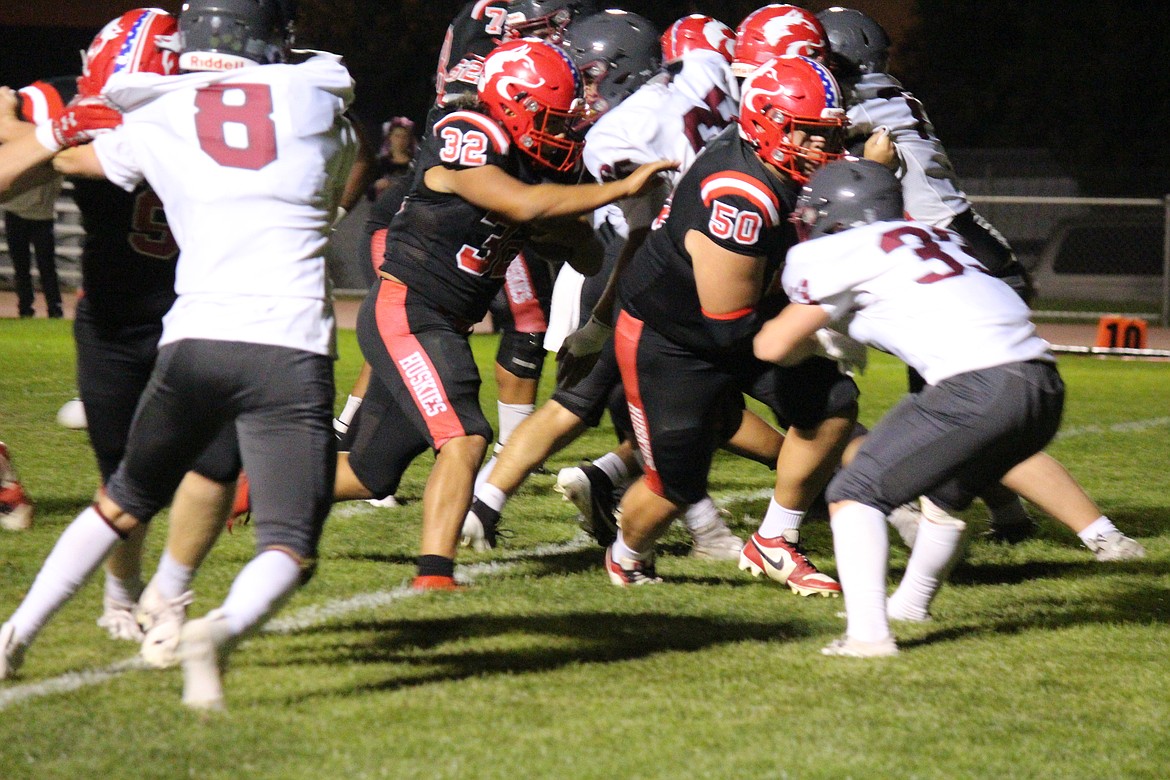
xmin=369 ymin=228 xmax=387 ymax=276
xmin=374 ymin=279 xmax=468 ymax=449
xmin=613 ymin=311 xmax=665 ymax=497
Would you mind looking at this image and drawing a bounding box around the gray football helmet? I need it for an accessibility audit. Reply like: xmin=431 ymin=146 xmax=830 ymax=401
xmin=178 ymin=0 xmax=297 ymax=71
xmin=793 ymin=159 xmax=903 ymax=240
xmin=506 ymin=0 xmax=597 ymax=42
xmin=815 ymin=7 xmax=892 ymax=78
xmin=560 ymin=10 xmax=660 ymax=117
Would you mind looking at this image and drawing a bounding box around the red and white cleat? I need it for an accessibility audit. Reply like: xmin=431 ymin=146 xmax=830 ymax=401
xmin=739 ymin=529 xmax=841 ymax=597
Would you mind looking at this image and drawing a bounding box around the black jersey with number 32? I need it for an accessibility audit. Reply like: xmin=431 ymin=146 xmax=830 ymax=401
xmin=619 ymin=125 xmax=799 ymax=356
xmin=381 ymin=108 xmax=538 ymax=324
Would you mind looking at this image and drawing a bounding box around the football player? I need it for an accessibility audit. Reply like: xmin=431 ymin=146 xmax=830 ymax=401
xmin=601 ymin=56 xmax=857 ymax=588
xmin=1 ymin=0 xmax=358 ymax=711
xmin=331 ymin=38 xmax=675 ymax=591
xmin=817 ymin=7 xmax=1144 ymax=561
xmin=0 ymin=10 xmax=243 ymax=658
xmin=754 ymin=159 xmax=1065 ymax=656
xmin=461 ymin=12 xmax=764 ymax=561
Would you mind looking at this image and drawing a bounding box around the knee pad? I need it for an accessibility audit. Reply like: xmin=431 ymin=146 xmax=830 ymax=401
xmin=496 ymin=330 xmax=546 ymax=380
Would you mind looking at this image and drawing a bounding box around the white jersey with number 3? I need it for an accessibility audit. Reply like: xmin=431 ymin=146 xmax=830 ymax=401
xmin=783 ymin=220 xmax=1051 ymax=385
xmin=93 ymin=52 xmax=357 ymax=356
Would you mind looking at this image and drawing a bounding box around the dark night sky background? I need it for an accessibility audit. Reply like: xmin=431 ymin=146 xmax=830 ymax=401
xmin=1 ymin=0 xmax=1167 ymax=195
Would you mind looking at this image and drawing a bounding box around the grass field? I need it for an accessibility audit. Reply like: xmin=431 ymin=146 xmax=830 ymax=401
xmin=1 ymin=319 xmax=1168 ymax=779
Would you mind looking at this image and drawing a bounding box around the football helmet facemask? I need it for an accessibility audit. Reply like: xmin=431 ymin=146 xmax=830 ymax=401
xmin=478 ymin=39 xmax=587 ymax=173
xmin=732 ymin=4 xmax=828 ymax=79
xmin=792 ymin=158 xmax=903 ymax=241
xmin=738 ymin=55 xmax=847 ymax=183
xmin=660 ymin=14 xmax=736 ymax=65
xmin=77 ymin=8 xmax=180 ymax=97
xmin=178 ymin=0 xmax=298 ymax=72
xmin=560 ymin=10 xmax=660 ymax=120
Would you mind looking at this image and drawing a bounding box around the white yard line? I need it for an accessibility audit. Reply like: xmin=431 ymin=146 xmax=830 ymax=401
xmin=0 ymin=536 xmax=594 ymax=709
xmin=1055 ymin=416 xmax=1170 ymax=440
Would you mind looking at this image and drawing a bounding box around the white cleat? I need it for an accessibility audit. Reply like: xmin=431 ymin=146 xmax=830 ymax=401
xmin=97 ymin=594 xmax=145 ymax=642
xmin=1084 ymin=531 xmax=1146 ymax=562
xmin=688 ymin=517 xmax=745 ymax=561
xmin=135 ymin=584 xmax=195 ymax=668
xmin=821 ymin=635 xmax=898 ymax=658
xmin=179 ymin=610 xmax=233 ymax=711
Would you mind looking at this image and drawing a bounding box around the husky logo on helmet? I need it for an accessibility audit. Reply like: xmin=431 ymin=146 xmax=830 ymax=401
xmin=78 ymin=8 xmax=179 ymax=97
xmin=480 ymin=42 xmax=548 ymax=103
xmin=760 ymin=13 xmax=821 ymax=55
xmin=661 ymin=14 xmax=735 ymax=65
xmin=733 ymin=5 xmax=827 ymax=79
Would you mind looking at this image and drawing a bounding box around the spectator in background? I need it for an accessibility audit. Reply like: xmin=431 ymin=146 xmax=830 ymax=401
xmin=368 ymin=116 xmax=417 ymax=199
xmin=2 ymin=169 xmax=63 ymax=318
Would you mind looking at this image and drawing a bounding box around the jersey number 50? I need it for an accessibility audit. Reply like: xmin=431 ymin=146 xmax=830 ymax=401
xmin=709 ymin=200 xmax=762 ymax=245
xmin=194 ymin=84 xmax=278 ymax=171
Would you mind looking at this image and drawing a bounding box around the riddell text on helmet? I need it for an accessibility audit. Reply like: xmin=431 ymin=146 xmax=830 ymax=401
xmin=183 ymin=53 xmax=251 ymax=71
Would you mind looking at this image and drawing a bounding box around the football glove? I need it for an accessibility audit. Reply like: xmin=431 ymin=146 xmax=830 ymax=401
xmin=813 ymin=327 xmax=868 ymax=376
xmin=34 ymin=96 xmax=121 ymax=152
xmin=556 ymin=315 xmax=614 ymax=389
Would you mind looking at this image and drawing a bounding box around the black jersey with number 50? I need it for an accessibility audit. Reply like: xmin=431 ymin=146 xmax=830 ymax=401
xmin=619 ymin=125 xmax=800 ymax=356
xmin=381 ymin=108 xmax=538 ymax=324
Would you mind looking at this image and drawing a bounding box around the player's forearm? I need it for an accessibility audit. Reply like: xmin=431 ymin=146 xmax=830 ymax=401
xmin=0 ymin=132 xmax=56 ymax=196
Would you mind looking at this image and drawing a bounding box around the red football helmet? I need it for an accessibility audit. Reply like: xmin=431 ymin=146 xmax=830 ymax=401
xmin=661 ymin=14 xmax=736 ymax=65
xmin=738 ymin=56 xmax=846 ymax=183
xmin=732 ymin=4 xmax=828 ymax=79
xmin=77 ymin=8 xmax=180 ymax=97
xmin=478 ymin=39 xmax=587 ymax=173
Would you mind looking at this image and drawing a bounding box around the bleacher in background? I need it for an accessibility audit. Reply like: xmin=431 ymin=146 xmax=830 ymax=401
xmin=0 ymin=180 xmax=84 ymax=287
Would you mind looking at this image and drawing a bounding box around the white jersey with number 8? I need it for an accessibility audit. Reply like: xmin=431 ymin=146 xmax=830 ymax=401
xmin=94 ymin=52 xmax=357 ymax=356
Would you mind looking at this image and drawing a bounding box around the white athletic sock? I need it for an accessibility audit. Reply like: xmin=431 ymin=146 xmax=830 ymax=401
xmin=1077 ymin=515 xmax=1119 ymax=544
xmin=104 ymin=571 xmax=144 ymax=606
xmin=475 ymin=483 xmax=507 ymax=514
xmin=474 ymin=456 xmax=498 ymax=494
xmin=593 ymin=452 xmax=630 ymax=488
xmin=496 ymin=402 xmax=535 ymax=447
xmin=758 ymin=498 xmax=803 ymax=538
xmin=830 ymin=503 xmax=891 ymax=643
xmin=9 ymin=507 xmax=121 ymax=645
xmin=683 ymin=496 xmax=721 ymax=531
xmin=612 ymin=530 xmax=647 ymax=561
xmin=888 ymin=516 xmax=967 ymax=621
xmin=217 ymin=549 xmax=302 ymax=638
xmin=336 ymin=394 xmax=362 ymax=426
xmin=334 ymin=394 xmax=363 ymax=435
xmin=151 ymin=550 xmax=196 ymax=599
